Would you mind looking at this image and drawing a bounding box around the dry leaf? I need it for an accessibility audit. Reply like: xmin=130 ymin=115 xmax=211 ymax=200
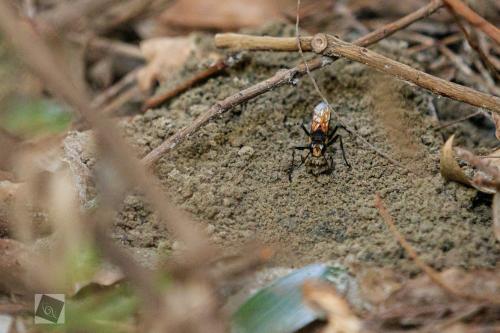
xmin=440 ymin=135 xmax=471 ymax=186
xmin=160 ymin=0 xmax=287 ymax=32
xmin=373 ymin=268 xmax=500 ymax=330
xmin=356 ymin=267 xmax=403 ymax=305
xmin=137 ymin=37 xmax=195 ymax=92
xmin=492 ymin=113 xmax=500 ymax=140
xmin=303 ymin=281 xmax=362 ymax=333
xmin=440 ymin=136 xmax=498 ymax=194
xmin=492 ymin=192 xmax=500 ymax=241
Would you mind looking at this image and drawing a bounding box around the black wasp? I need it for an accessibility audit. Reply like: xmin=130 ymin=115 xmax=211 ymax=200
xmin=288 ymin=102 xmax=351 ymax=180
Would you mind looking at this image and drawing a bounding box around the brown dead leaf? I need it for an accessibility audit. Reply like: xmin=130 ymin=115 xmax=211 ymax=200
xmin=440 ymin=135 xmax=472 ymax=187
xmin=491 ymin=113 xmax=500 ymax=141
xmin=440 ymin=136 xmax=498 ymax=194
xmin=159 ymin=0 xmax=287 ymax=32
xmin=492 ymin=192 xmax=500 ymax=241
xmin=137 ymin=37 xmax=195 ymax=92
xmin=356 ymin=267 xmax=403 ymax=305
xmin=303 ymin=281 xmax=362 ymax=333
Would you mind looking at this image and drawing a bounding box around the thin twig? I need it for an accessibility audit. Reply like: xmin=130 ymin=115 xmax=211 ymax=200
xmin=446 ymin=7 xmax=500 ymax=81
xmin=143 ymin=0 xmax=445 ymax=167
xmin=434 ymin=110 xmax=483 ymax=130
xmin=374 ymin=193 xmax=499 ymax=304
xmin=143 ymin=58 xmax=228 ymax=111
xmin=91 ymin=67 xmax=141 ymax=108
xmin=406 ymin=33 xmax=462 ymax=54
xmin=442 ymin=0 xmax=500 ymax=45
xmin=101 ymin=84 xmax=142 ymax=115
xmin=310 ymin=33 xmax=500 ymax=112
xmin=437 ymin=44 xmax=499 ymax=95
xmin=69 ymin=33 xmax=144 ymax=60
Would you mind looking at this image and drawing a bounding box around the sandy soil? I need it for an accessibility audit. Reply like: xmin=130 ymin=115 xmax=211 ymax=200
xmin=113 ymin=24 xmax=498 ymax=274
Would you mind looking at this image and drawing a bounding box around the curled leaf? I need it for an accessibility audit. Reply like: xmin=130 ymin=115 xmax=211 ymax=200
xmin=303 ymin=281 xmax=362 ymax=333
xmin=440 ymin=135 xmax=471 ymax=186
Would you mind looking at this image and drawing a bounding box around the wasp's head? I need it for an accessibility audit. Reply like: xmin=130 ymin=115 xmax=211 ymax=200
xmin=311 ymin=143 xmax=324 ymax=157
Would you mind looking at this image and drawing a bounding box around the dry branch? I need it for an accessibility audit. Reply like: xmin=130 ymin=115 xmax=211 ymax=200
xmin=215 ymin=34 xmax=313 ymax=51
xmin=143 ymin=58 xmax=228 ymax=111
xmin=443 ymin=0 xmax=500 ymax=45
xmin=310 ymin=33 xmax=500 ymax=112
xmin=142 ymin=0 xmax=444 ymax=167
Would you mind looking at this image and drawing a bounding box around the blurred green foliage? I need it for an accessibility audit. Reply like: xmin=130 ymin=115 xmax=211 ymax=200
xmin=2 ymin=98 xmax=72 ymax=137
xmin=0 ymin=38 xmax=72 ymax=138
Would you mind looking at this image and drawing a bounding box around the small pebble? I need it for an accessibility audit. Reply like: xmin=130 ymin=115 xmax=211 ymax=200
xmin=238 ymin=146 xmax=254 ymax=158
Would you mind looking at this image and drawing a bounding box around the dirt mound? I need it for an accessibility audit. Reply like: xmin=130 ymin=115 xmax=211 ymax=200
xmin=116 ymin=24 xmax=499 ymax=273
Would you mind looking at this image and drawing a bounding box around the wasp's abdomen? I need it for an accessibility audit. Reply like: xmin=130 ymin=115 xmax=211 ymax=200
xmin=311 ymin=102 xmax=331 ymax=134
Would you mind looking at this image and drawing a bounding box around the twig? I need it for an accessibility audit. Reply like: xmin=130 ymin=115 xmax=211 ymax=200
xmin=442 ymin=0 xmax=500 ymax=45
xmin=310 ymin=33 xmax=500 ymax=112
xmin=437 ymin=45 xmax=499 ymax=95
xmin=406 ymin=33 xmax=462 ymax=54
xmin=69 ymin=33 xmax=144 ymax=60
xmin=91 ymin=67 xmax=141 ymax=108
xmin=446 ymin=8 xmax=500 ymax=81
xmin=374 ymin=193 xmax=499 ymax=304
xmin=101 ymin=84 xmax=142 ymax=115
xmin=143 ymin=0 xmax=445 ymax=167
xmin=215 ymin=33 xmax=313 ymax=52
xmin=143 ymin=58 xmax=228 ymax=111
xmin=434 ymin=110 xmax=483 ymax=130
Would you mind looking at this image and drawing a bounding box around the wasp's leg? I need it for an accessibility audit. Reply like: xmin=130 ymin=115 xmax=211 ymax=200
xmin=288 ymin=146 xmax=310 ymax=181
xmin=326 ymin=135 xmax=351 ymax=168
xmin=327 ymin=124 xmax=351 ymax=141
xmin=301 ymin=123 xmax=311 ymax=137
xmin=317 ymin=153 xmax=333 ymax=175
xmin=323 ymin=153 xmax=335 ymax=174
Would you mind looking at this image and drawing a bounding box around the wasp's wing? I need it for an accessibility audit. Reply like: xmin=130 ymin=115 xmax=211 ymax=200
xmin=311 ymin=102 xmax=331 ymax=133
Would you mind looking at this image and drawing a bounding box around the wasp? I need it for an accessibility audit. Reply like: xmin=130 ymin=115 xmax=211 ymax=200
xmin=288 ymin=102 xmax=351 ymax=181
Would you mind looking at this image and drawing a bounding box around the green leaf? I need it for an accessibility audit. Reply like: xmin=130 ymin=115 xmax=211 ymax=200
xmin=232 ymin=264 xmax=350 ymax=333
xmin=3 ymin=98 xmax=71 ymax=137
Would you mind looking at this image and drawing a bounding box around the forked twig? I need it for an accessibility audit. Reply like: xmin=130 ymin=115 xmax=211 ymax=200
xmin=142 ymin=0 xmax=445 ymax=167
